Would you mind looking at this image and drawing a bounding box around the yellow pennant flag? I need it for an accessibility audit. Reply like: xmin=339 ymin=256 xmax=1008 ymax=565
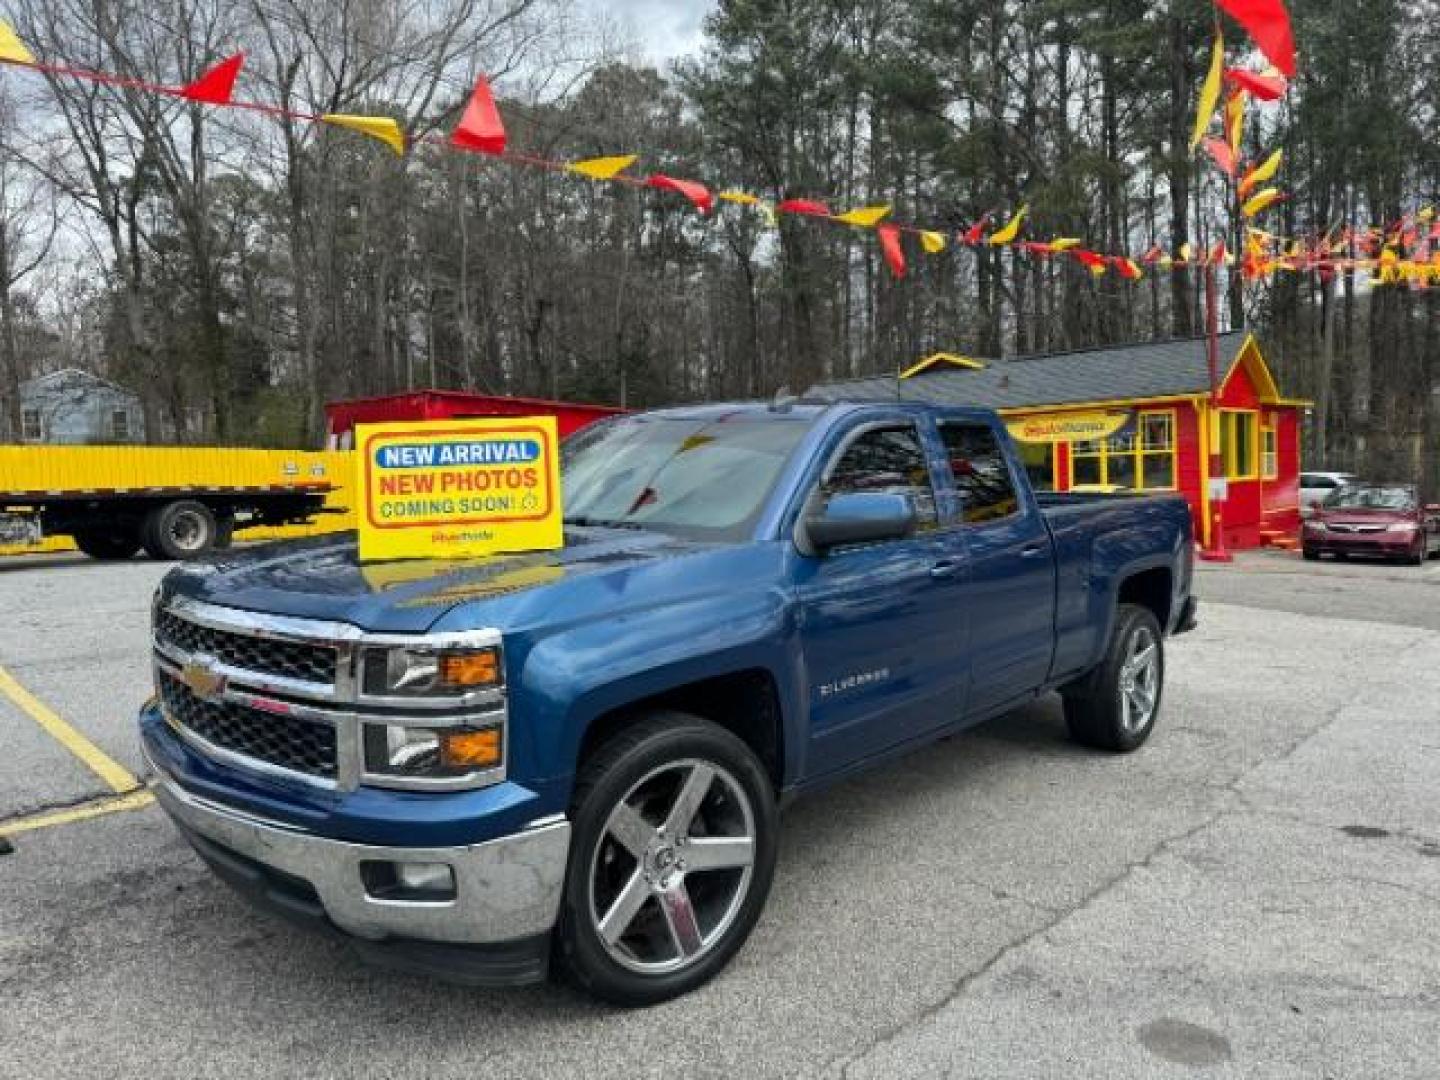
xmin=1418 ymin=206 xmax=1435 ymax=223
xmin=1242 ymin=187 xmax=1282 ymax=218
xmin=920 ymin=230 xmax=947 ymax=254
xmin=1190 ymin=31 xmax=1225 ymax=151
xmin=1239 ymin=149 xmax=1282 ymax=199
xmin=988 ymin=205 xmax=1027 ymax=246
xmin=569 ymin=155 xmax=638 ymax=180
xmin=321 ymin=114 xmax=406 ymax=156
xmin=0 ymin=18 xmax=36 ymax=65
xmin=1225 ymin=91 xmax=1245 ymax=154
xmin=719 ymin=191 xmax=760 ymax=206
xmin=835 ymin=205 xmax=892 ymax=227
xmin=1179 ymin=242 xmax=1194 ymax=262
xmin=1049 ymin=237 xmax=1082 ymax=251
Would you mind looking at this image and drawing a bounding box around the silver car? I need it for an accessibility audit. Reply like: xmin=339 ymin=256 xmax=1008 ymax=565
xmin=1300 ymin=471 xmax=1356 ymax=517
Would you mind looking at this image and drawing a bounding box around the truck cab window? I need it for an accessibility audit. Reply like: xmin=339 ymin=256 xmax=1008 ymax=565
xmin=939 ymin=423 xmax=1020 ymax=524
xmin=824 ymin=425 xmax=937 ymax=528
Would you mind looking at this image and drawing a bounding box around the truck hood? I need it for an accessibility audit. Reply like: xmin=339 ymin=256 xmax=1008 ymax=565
xmin=162 ymin=528 xmax=719 ymax=634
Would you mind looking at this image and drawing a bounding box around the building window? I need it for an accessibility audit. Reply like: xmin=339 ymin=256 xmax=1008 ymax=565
xmin=21 ymin=408 xmax=42 ymax=442
xmin=1069 ymin=410 xmax=1177 ymax=492
xmin=112 ymin=409 xmax=131 ymax=441
xmin=1261 ymin=425 xmax=1278 ymax=480
xmin=1220 ymin=411 xmax=1259 ymax=480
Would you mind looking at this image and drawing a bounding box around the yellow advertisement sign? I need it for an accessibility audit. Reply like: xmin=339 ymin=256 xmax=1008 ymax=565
xmin=1006 ymin=411 xmax=1133 ymax=445
xmin=356 ymin=418 xmax=563 ymax=561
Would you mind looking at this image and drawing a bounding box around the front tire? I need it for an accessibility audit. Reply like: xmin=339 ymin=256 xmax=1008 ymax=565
xmin=1302 ymin=548 xmax=1320 ymax=561
xmin=555 ymin=713 xmax=778 ymax=1006
xmin=1063 ymin=604 xmax=1165 ymax=753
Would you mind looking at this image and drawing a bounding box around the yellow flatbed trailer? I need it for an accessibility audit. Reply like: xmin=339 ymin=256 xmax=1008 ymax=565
xmin=0 ymin=446 xmax=353 ymax=560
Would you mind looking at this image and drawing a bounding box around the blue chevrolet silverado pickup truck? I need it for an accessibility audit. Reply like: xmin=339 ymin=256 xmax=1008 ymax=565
xmin=139 ymin=400 xmax=1196 ymax=1005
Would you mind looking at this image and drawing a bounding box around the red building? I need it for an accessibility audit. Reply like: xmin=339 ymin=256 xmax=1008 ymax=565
xmin=323 ymin=390 xmax=624 ymax=448
xmin=820 ymin=333 xmax=1310 ymax=551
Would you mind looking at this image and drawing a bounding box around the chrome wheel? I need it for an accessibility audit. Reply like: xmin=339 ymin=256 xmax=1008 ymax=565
xmin=1117 ymin=624 xmax=1159 ymax=733
xmin=587 ymin=759 xmax=756 ymax=975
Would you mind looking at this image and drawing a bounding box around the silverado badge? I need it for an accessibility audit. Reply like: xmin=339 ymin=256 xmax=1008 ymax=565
xmin=180 ymin=656 xmax=227 ymax=702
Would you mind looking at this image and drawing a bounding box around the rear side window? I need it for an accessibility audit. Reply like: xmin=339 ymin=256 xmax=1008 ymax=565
xmin=825 ymin=425 xmax=938 ymax=528
xmin=939 ymin=423 xmax=1020 ymax=524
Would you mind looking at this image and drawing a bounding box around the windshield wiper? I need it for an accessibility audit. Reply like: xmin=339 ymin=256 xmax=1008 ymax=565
xmin=563 ymin=515 xmax=648 ymax=530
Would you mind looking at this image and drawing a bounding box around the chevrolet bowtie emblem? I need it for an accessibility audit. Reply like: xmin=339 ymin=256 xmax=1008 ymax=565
xmin=180 ymin=656 xmax=227 ymax=702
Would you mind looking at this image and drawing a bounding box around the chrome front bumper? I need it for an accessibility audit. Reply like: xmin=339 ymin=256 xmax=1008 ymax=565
xmin=149 ymin=759 xmax=571 ymax=947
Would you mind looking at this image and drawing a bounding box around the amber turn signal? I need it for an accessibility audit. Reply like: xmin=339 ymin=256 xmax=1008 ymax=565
xmin=438 ymin=648 xmax=501 ymax=689
xmin=440 ymin=728 xmax=502 ymax=770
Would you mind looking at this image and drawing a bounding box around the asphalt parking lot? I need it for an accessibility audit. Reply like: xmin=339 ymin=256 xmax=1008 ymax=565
xmin=2 ymin=549 xmax=1438 ymax=1078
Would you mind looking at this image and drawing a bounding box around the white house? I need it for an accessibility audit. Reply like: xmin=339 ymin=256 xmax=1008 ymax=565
xmin=17 ymin=368 xmax=147 ymax=445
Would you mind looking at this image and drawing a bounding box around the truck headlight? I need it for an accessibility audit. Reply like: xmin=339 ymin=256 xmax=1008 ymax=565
xmin=363 ymin=723 xmax=504 ymax=782
xmin=362 ymin=645 xmax=502 ymax=697
xmin=1386 ymin=522 xmax=1419 ymax=533
xmin=1305 ymin=521 xmax=1326 ymax=532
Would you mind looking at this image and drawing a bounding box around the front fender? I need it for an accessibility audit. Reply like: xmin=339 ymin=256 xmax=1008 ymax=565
xmin=513 ymin=586 xmax=805 ymax=796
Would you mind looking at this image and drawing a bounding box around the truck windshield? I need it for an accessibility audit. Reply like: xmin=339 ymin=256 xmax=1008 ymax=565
xmin=561 ymin=414 xmax=813 ymax=540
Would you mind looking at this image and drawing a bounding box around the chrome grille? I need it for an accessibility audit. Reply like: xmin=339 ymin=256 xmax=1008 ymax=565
xmin=158 ymin=670 xmax=337 ymax=780
xmin=156 ymin=608 xmax=337 ymax=686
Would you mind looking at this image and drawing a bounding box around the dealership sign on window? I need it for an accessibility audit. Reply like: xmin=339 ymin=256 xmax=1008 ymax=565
xmin=356 ymin=418 xmax=563 ymax=561
xmin=1005 ymin=411 xmax=1134 ymax=445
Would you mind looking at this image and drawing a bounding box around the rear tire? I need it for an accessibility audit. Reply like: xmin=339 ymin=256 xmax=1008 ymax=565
xmin=142 ymin=501 xmax=217 ymax=561
xmin=72 ymin=530 xmax=140 ymax=561
xmin=1302 ymin=549 xmax=1319 ymax=561
xmin=1063 ymin=604 xmax=1165 ymax=753
xmin=555 ymin=712 xmax=778 ymax=1007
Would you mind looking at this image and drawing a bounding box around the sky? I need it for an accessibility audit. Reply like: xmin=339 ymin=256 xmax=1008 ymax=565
xmin=581 ymin=0 xmax=715 ymax=64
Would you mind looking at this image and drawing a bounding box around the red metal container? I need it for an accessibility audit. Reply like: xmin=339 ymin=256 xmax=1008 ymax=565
xmin=324 ymin=391 xmax=625 ymax=448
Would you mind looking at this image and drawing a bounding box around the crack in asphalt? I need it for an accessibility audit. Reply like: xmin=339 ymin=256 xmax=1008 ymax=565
xmin=0 ymin=783 xmax=149 ymax=830
xmin=826 ymin=625 xmax=1438 ymax=1080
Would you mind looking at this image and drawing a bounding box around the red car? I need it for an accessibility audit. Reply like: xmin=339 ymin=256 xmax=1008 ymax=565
xmin=1302 ymin=484 xmax=1440 ymax=565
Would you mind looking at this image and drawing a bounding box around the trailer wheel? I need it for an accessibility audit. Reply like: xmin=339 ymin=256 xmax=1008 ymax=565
xmin=143 ymin=501 xmax=217 ymax=561
xmin=72 ymin=530 xmax=141 ymax=561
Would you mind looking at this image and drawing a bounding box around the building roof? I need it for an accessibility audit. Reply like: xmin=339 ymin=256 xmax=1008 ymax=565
xmin=810 ymin=332 xmax=1252 ymax=411
xmin=20 ymin=367 xmax=138 ymax=398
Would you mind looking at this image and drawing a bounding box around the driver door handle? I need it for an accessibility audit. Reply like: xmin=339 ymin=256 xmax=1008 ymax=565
xmin=930 ymin=559 xmax=963 ymax=580
xmin=1020 ymin=544 xmax=1047 ymax=559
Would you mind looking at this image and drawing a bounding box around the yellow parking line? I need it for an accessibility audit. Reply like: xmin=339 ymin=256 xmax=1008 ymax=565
xmin=0 ymin=664 xmax=141 ymax=794
xmin=0 ymin=790 xmax=155 ymax=837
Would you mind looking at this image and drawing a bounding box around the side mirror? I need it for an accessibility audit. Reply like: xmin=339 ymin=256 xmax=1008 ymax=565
xmin=801 ymin=492 xmax=916 ymax=554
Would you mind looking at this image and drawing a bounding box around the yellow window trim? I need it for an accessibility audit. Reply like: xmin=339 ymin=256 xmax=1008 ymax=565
xmin=1261 ymin=424 xmax=1278 ymax=480
xmin=1064 ymin=408 xmax=1179 ymax=492
xmin=1219 ymin=409 xmax=1260 ymax=481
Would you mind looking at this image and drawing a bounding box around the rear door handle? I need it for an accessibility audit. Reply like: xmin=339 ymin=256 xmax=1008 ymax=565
xmin=1020 ymin=544 xmax=1047 ymax=560
xmin=930 ymin=560 xmax=963 ymax=580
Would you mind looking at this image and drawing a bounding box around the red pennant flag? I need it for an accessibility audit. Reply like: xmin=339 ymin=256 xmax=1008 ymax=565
xmin=647 ymin=174 xmax=713 ymax=215
xmin=181 ymin=53 xmax=244 ymax=104
xmin=1020 ymin=242 xmax=1055 ymax=256
xmin=1224 ymin=67 xmax=1287 ymax=102
xmin=451 ymin=75 xmax=506 ymax=155
xmin=776 ymin=198 xmax=831 ymax=217
xmin=961 ymin=215 xmax=991 ymax=246
xmin=1202 ymin=137 xmax=1238 ymax=178
xmin=1141 ymin=246 xmax=1164 ymax=264
xmin=1215 ymin=0 xmax=1297 ymax=77
xmin=877 ymin=225 xmax=906 ymax=279
xmin=1072 ymin=250 xmax=1107 ymax=271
